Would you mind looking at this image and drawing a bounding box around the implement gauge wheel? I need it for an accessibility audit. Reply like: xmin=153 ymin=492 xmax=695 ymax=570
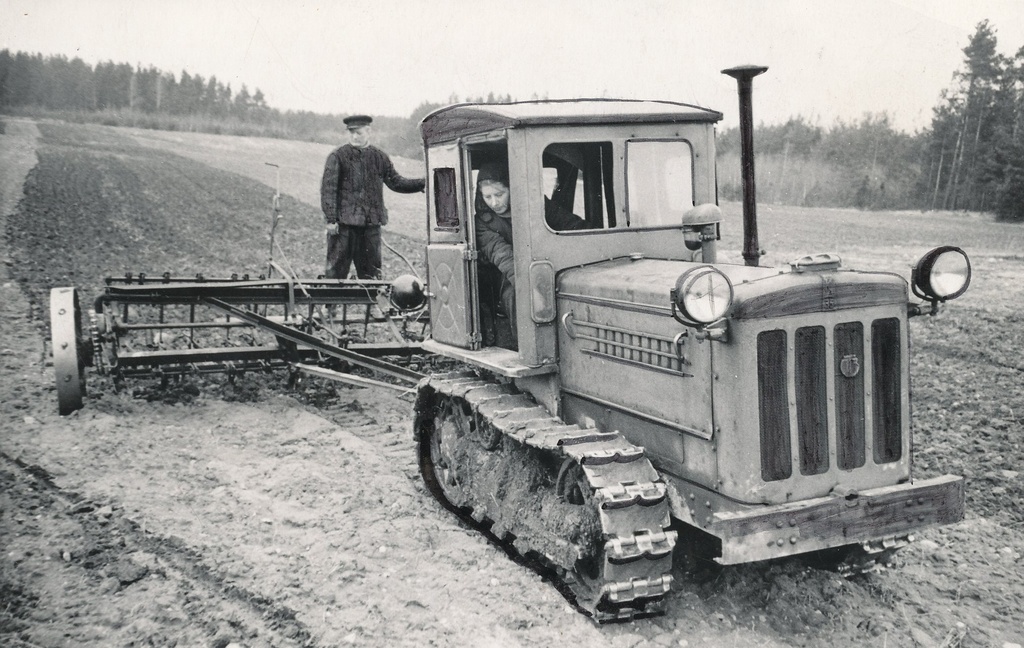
xmin=50 ymin=287 xmax=87 ymax=415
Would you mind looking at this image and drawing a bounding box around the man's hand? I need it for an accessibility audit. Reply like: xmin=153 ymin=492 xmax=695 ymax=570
xmin=326 ymin=222 xmax=340 ymax=235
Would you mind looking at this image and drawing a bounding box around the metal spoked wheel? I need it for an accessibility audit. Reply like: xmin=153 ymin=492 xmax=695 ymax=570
xmin=419 ymin=396 xmax=469 ymax=509
xmin=50 ymin=287 xmax=87 ymax=415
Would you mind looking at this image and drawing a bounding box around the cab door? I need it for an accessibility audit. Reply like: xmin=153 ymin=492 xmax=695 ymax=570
xmin=425 ymin=142 xmax=479 ymax=349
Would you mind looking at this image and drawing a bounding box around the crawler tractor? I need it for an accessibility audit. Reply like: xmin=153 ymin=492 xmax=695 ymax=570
xmin=50 ymin=66 xmax=972 ymax=623
xmin=411 ymin=66 xmax=971 ymax=621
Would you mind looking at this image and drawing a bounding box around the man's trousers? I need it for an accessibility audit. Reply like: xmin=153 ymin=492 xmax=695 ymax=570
xmin=326 ymin=225 xmax=382 ymax=280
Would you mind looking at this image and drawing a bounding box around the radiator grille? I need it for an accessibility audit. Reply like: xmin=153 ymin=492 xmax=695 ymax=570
xmin=872 ymin=318 xmax=902 ymax=463
xmin=795 ymin=326 xmax=828 ymax=475
xmin=758 ymin=318 xmax=902 ymax=482
xmin=757 ymin=330 xmax=791 ymax=481
xmin=576 ymin=319 xmax=690 ymax=376
xmin=835 ymin=322 xmax=866 ymax=469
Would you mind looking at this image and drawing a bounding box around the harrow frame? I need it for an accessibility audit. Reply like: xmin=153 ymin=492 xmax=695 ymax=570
xmin=50 ymin=273 xmax=430 ymax=414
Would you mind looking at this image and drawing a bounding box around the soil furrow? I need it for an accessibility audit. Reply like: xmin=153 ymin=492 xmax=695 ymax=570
xmin=1 ymin=451 xmax=315 ymax=647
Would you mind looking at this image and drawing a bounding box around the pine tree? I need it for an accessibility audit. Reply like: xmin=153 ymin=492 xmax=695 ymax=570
xmin=926 ymin=20 xmax=1006 ymax=211
xmin=234 ymin=84 xmax=251 ymax=116
xmin=992 ymin=45 xmax=1024 ymax=221
xmin=0 ymin=50 xmax=12 ymax=106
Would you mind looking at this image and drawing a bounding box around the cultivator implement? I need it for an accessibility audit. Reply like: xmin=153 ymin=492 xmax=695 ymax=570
xmin=50 ymin=273 xmax=430 ymax=414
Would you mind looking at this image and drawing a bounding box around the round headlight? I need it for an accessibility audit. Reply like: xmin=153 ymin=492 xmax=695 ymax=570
xmin=390 ymin=274 xmax=426 ymax=310
xmin=912 ymin=246 xmax=971 ymax=302
xmin=674 ymin=266 xmax=734 ymax=324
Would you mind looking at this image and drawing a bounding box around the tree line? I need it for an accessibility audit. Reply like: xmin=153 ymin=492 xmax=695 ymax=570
xmin=716 ymin=113 xmax=924 ymax=212
xmin=0 ymin=49 xmax=437 ymax=156
xmin=2 ymin=22 xmax=1023 ymax=221
xmin=0 ymin=51 xmax=269 ymax=118
xmin=718 ymin=19 xmax=1024 ymax=222
xmin=922 ymin=20 xmax=1024 ymax=221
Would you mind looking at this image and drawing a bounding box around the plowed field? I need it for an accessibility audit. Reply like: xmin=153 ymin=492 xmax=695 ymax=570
xmin=2 ymin=118 xmax=1023 ymax=648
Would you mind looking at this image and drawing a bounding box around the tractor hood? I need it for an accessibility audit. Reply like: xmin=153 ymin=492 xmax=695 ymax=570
xmin=557 ymin=256 xmax=909 ymax=320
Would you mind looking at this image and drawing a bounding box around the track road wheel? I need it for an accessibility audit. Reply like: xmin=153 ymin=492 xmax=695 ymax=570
xmin=50 ymin=287 xmax=87 ymax=415
xmin=418 ymin=395 xmax=470 ymax=509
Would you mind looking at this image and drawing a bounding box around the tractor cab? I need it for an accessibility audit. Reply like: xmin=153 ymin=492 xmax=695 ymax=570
xmin=419 ymin=100 xmax=723 ymax=377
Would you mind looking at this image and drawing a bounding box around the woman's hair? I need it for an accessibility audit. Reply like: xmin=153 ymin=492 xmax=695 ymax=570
xmin=476 ymin=162 xmax=509 ymax=187
xmin=475 ymin=162 xmax=510 ymax=214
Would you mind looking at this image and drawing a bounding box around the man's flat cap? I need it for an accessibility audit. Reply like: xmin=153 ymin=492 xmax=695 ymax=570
xmin=344 ymin=114 xmax=373 ymax=129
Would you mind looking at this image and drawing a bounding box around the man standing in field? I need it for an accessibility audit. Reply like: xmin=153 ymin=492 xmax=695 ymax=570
xmin=320 ymin=114 xmax=425 ymax=280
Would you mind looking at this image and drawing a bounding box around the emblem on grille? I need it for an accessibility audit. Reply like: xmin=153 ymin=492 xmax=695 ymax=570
xmin=840 ymin=354 xmax=860 ymax=378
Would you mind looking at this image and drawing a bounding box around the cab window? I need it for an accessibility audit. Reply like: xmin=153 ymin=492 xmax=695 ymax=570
xmin=542 ymin=142 xmax=615 ymax=230
xmin=433 ymin=167 xmax=459 ymax=230
xmin=626 ymin=140 xmax=694 ymax=228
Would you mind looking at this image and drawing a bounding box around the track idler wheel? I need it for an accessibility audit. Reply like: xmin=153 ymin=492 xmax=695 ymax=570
xmin=50 ymin=287 xmax=87 ymax=415
xmin=418 ymin=395 xmax=471 ymax=509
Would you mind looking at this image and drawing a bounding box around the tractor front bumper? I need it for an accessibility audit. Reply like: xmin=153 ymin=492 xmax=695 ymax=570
xmin=667 ymin=474 xmax=965 ymax=564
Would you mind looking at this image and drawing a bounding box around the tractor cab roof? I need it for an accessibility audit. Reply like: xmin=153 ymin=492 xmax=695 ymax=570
xmin=419 ymin=99 xmax=723 ymax=146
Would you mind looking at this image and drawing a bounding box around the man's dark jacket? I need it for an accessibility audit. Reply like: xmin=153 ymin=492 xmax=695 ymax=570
xmin=320 ymin=144 xmax=425 ymax=226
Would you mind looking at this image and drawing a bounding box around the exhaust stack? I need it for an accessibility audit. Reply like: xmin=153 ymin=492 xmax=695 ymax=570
xmin=722 ymin=65 xmax=768 ymax=267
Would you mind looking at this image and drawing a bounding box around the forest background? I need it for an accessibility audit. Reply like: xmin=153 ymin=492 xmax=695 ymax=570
xmin=2 ymin=20 xmax=1023 ymax=222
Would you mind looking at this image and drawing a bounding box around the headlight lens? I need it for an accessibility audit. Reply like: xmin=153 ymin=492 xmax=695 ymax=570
xmin=674 ymin=266 xmax=734 ymax=324
xmin=913 ymin=246 xmax=971 ymax=301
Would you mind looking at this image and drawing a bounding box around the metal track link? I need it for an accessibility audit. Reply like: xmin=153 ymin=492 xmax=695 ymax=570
xmin=416 ymin=372 xmax=676 ymax=622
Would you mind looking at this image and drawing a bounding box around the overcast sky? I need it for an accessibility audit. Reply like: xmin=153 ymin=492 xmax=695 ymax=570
xmin=3 ymin=0 xmax=1024 ymax=132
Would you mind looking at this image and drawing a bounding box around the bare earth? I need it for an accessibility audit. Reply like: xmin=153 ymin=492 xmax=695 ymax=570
xmin=1 ymin=119 xmax=1022 ymax=648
